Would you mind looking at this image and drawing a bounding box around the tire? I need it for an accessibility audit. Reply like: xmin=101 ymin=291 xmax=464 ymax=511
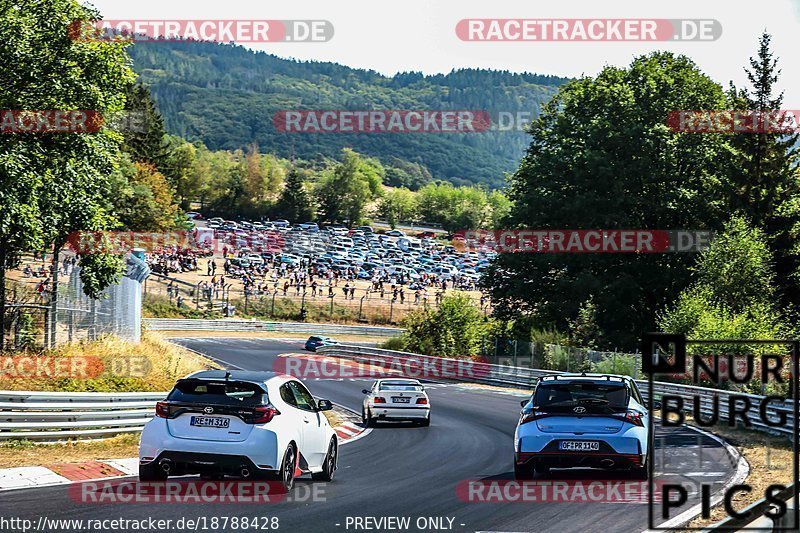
xmin=633 ymin=450 xmax=650 ymax=480
xmin=312 ymin=438 xmax=338 ymax=482
xmin=275 ymin=445 xmax=296 ymax=493
xmin=514 ymin=461 xmax=533 ymax=480
xmin=419 ymin=415 xmax=430 ymax=427
xmin=139 ymin=462 xmax=168 ymax=482
xmin=362 ymin=407 xmax=374 ymax=427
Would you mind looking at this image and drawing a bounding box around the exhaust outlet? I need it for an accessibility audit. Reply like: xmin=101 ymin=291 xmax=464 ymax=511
xmin=600 ymin=459 xmax=615 ymax=468
xmin=159 ymin=460 xmax=172 ymax=473
xmin=240 ymin=467 xmax=251 ymax=478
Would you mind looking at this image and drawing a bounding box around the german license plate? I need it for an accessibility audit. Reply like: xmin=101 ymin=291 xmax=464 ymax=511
xmin=190 ymin=416 xmax=229 ymax=428
xmin=559 ymin=441 xmax=599 ymax=451
xmin=392 ymin=397 xmax=411 ymax=403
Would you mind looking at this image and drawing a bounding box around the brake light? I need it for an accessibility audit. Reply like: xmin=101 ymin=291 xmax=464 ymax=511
xmin=416 ymin=398 xmax=428 ymax=405
xmin=252 ymin=406 xmax=280 ymax=424
xmin=519 ymin=411 xmax=542 ymax=425
xmin=624 ymin=410 xmax=644 ymax=427
xmin=374 ymin=397 xmax=386 ymax=404
xmin=155 ymin=402 xmax=170 ymax=418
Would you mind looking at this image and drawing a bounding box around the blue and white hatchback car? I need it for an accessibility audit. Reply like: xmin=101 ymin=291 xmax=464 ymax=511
xmin=514 ymin=374 xmax=650 ymax=479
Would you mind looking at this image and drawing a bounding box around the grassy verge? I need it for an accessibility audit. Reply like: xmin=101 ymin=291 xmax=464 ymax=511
xmin=686 ymin=422 xmax=794 ymax=528
xmin=0 ymin=331 xmax=219 ymax=392
xmin=0 ymin=434 xmax=140 ymax=469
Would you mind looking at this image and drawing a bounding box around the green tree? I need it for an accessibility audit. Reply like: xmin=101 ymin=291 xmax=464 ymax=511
xmin=401 ymin=293 xmax=488 ymax=357
xmin=0 ymin=0 xmax=136 ymax=348
xmin=484 ymin=52 xmax=732 ymax=349
xmin=277 ymin=166 xmax=314 ymax=222
xmin=378 ymin=188 xmax=417 ymax=228
xmin=315 ymin=149 xmax=383 ymax=226
xmin=725 ymin=32 xmax=800 ymax=305
xmin=416 ymin=183 xmax=491 ymax=232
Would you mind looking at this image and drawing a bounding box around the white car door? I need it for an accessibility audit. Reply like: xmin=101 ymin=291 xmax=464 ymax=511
xmin=288 ymin=381 xmax=328 ymax=468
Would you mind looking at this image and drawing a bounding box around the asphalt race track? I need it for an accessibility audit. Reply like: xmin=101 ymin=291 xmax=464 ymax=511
xmin=0 ymin=338 xmax=738 ymax=533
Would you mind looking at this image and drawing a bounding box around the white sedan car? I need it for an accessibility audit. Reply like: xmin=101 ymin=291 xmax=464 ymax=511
xmin=361 ymin=379 xmax=430 ymax=426
xmin=139 ymin=370 xmax=338 ymax=492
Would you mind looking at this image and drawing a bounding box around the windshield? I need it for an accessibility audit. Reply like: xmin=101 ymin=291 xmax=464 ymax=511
xmin=533 ymin=382 xmax=628 ymax=413
xmin=168 ymin=380 xmax=266 ymax=407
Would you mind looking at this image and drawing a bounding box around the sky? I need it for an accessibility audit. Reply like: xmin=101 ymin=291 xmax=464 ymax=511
xmin=89 ymin=0 xmax=800 ymax=104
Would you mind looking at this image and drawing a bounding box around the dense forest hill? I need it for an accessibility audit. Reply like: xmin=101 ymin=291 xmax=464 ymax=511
xmin=128 ymin=41 xmax=569 ymax=188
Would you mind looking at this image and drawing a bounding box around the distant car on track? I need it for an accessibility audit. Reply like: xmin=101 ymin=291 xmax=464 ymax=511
xmin=514 ymin=373 xmax=650 ymax=479
xmin=139 ymin=370 xmax=338 ymax=492
xmin=304 ymin=336 xmax=337 ymax=352
xmin=362 ymin=378 xmax=430 ymax=427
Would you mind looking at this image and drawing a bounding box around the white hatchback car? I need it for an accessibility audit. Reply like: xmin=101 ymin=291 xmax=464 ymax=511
xmin=139 ymin=370 xmax=338 ymax=492
xmin=361 ymin=379 xmax=430 ymax=426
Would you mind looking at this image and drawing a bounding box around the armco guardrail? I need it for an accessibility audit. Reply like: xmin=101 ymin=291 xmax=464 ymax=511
xmin=0 ymin=391 xmax=166 ymax=441
xmin=144 ymin=318 xmax=402 ymax=338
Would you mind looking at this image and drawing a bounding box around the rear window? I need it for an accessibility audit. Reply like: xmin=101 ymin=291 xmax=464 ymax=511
xmin=380 ymin=382 xmax=423 ymax=392
xmin=168 ymin=380 xmax=266 ymax=406
xmin=533 ymin=382 xmax=628 ymax=413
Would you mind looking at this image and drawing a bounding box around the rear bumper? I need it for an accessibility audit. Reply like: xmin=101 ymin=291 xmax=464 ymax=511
xmin=515 ymin=451 xmax=645 ymax=470
xmin=147 ymin=451 xmax=277 ymax=476
xmin=370 ymin=406 xmax=430 ymax=420
xmin=139 ymin=419 xmax=280 ymax=471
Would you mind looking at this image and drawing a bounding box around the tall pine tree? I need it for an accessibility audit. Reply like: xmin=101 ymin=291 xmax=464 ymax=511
xmin=277 ymin=166 xmax=313 ymax=222
xmin=726 ymin=32 xmax=800 ymax=305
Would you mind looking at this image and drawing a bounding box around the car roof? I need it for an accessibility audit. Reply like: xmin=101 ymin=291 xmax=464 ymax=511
xmin=184 ymin=370 xmax=281 ymax=387
xmin=377 ymin=378 xmax=422 ymax=385
xmin=538 ymin=373 xmax=630 ymax=384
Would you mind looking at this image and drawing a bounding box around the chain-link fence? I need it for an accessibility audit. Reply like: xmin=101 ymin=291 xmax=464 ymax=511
xmin=143 ymin=273 xmax=490 ymax=324
xmin=2 ymin=254 xmax=149 ymax=349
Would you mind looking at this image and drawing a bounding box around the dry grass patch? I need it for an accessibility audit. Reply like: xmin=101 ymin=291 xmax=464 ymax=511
xmin=0 ymin=434 xmax=140 ymax=469
xmin=0 ymin=331 xmax=219 ymax=392
xmin=687 ymin=422 xmax=794 ymax=528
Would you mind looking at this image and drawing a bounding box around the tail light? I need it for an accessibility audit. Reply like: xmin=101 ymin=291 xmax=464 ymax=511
xmin=416 ymin=398 xmax=428 ymax=405
xmin=374 ymin=397 xmax=386 ymax=404
xmin=252 ymin=406 xmax=280 ymax=424
xmin=155 ymin=402 xmax=170 ymax=418
xmin=624 ymin=410 xmax=644 ymax=427
xmin=519 ymin=410 xmax=545 ymax=425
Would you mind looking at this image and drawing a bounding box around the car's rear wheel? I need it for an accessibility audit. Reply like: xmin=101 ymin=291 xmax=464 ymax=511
xmin=362 ymin=407 xmax=374 ymax=427
xmin=514 ymin=460 xmax=533 ymax=480
xmin=633 ymin=449 xmax=650 ymax=480
xmin=139 ymin=462 xmax=168 ymax=482
xmin=312 ymin=438 xmax=338 ymax=482
xmin=419 ymin=414 xmax=430 ymax=427
xmin=275 ymin=445 xmax=296 ymax=493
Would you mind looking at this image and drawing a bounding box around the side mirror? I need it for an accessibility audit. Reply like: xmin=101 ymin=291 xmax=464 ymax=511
xmin=317 ymin=399 xmax=333 ymax=411
xmin=520 ymin=400 xmax=528 ymax=407
xmin=362 ymin=389 xmax=369 ymax=394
